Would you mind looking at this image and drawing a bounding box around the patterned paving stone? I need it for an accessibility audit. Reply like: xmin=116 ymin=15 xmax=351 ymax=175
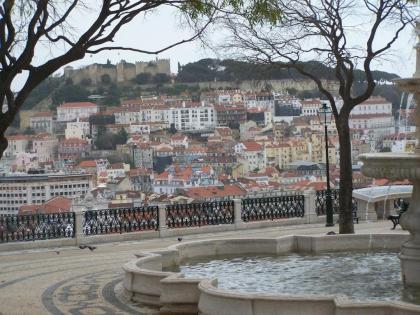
xmin=0 ymin=221 xmax=405 ymax=314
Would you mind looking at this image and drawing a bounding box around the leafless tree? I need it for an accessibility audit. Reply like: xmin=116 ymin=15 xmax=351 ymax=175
xmin=220 ymin=0 xmax=416 ymax=233
xmin=0 ymin=0 xmax=278 ymax=159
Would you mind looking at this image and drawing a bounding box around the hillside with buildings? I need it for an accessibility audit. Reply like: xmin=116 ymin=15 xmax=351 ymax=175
xmin=1 ymin=88 xmax=413 ymax=216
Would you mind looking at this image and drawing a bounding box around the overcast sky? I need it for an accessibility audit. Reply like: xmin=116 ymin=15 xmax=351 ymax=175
xmin=16 ymin=5 xmax=419 ymax=89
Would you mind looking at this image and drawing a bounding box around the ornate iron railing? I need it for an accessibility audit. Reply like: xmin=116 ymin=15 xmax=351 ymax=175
xmin=0 ymin=212 xmax=75 ymax=243
xmin=241 ymin=195 xmax=305 ymax=222
xmin=83 ymin=207 xmax=159 ymax=235
xmin=316 ymin=189 xmax=358 ymax=216
xmin=315 ymin=189 xmax=340 ymax=216
xmin=166 ymin=200 xmax=234 ymax=228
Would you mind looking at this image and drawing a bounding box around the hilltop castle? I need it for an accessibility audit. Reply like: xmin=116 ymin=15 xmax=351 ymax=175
xmin=64 ymin=59 xmax=171 ymax=85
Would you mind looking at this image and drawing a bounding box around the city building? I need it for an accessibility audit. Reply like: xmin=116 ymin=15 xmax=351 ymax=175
xmin=168 ymin=102 xmax=217 ymax=132
xmin=58 ymin=138 xmax=91 ymax=161
xmin=0 ymin=172 xmax=92 ymax=215
xmin=57 ymin=102 xmax=99 ymax=122
xmin=31 ymin=133 xmax=58 ymax=163
xmin=214 ymin=104 xmax=247 ymax=128
xmin=30 ymin=112 xmax=54 ymax=133
xmin=3 ymin=135 xmax=29 ymax=158
xmin=65 ymin=118 xmax=91 ymax=140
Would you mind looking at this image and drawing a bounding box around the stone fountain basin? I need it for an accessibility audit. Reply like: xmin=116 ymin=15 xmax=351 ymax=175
xmin=121 ymin=234 xmax=420 ymax=315
xmin=359 ymin=153 xmax=420 ymax=180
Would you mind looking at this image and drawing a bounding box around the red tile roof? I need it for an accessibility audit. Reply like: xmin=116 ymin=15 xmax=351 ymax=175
xmin=7 ymin=135 xmax=28 ymax=141
xmin=18 ymin=196 xmax=71 ymax=215
xmin=77 ymin=160 xmax=97 ymax=168
xmin=241 ymin=141 xmax=263 ymax=151
xmin=184 ymin=184 xmax=246 ymax=199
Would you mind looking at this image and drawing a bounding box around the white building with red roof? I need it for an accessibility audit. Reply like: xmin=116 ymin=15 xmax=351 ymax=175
xmin=57 ymin=102 xmax=99 ymax=122
xmin=301 ymin=98 xmax=322 ymax=116
xmin=234 ymin=141 xmax=266 ymax=173
xmin=170 ymin=134 xmax=190 ymax=147
xmin=348 ymin=96 xmax=392 ymax=115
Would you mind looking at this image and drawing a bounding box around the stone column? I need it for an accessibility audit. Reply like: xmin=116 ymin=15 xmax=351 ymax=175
xmin=400 ymin=180 xmax=420 ymax=287
xmin=303 ymin=190 xmax=317 ymax=224
xmin=233 ymin=199 xmax=244 ymax=229
xmin=75 ymin=211 xmax=86 ymax=245
xmin=159 ymin=204 xmax=168 ymax=238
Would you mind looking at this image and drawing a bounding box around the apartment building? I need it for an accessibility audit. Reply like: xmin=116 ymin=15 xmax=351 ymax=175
xmin=169 ymin=102 xmax=217 ymax=132
xmin=57 ymin=102 xmax=99 ymax=122
xmin=30 ymin=112 xmax=54 ymax=133
xmin=0 ymin=172 xmax=92 ymax=215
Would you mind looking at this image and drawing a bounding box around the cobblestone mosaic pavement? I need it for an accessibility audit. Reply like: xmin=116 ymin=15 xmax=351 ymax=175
xmin=0 ymin=221 xmax=406 ymax=315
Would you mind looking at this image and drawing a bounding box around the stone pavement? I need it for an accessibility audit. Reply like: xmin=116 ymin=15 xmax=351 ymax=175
xmin=0 ymin=221 xmax=407 ymax=315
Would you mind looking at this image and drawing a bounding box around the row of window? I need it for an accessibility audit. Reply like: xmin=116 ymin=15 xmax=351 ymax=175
xmin=0 ymin=183 xmax=89 ymax=191
xmin=0 ymin=193 xmax=27 ymax=198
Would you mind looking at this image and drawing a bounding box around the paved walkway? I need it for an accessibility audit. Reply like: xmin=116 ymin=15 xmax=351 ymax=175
xmin=0 ymin=221 xmax=407 ymax=315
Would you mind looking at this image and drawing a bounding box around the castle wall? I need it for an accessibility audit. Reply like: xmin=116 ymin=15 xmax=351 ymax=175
xmin=66 ymin=60 xmax=171 ymax=85
xmin=135 ymin=59 xmax=171 ymax=76
xmin=117 ymin=63 xmax=136 ymax=82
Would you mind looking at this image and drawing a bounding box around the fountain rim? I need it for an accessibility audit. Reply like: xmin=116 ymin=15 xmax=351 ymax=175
xmin=121 ymin=233 xmax=420 ymax=315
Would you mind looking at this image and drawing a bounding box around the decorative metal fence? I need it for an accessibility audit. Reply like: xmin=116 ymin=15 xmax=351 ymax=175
xmin=315 ymin=189 xmax=340 ymax=216
xmin=315 ymin=189 xmax=358 ymax=216
xmin=83 ymin=207 xmax=159 ymax=235
xmin=241 ymin=195 xmax=305 ymax=222
xmin=166 ymin=200 xmax=234 ymax=228
xmin=0 ymin=212 xmax=75 ymax=243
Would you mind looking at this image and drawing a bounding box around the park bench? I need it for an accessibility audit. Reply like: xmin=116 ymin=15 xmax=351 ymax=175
xmin=387 ymin=200 xmax=409 ymax=230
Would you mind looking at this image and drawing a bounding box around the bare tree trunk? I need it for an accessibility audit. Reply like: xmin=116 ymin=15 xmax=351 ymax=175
xmin=337 ymin=114 xmax=354 ymax=234
xmin=0 ymin=135 xmax=7 ymax=160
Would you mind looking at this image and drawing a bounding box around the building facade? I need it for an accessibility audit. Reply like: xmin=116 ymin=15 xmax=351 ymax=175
xmin=0 ymin=173 xmax=92 ymax=215
xmin=57 ymin=102 xmax=99 ymax=122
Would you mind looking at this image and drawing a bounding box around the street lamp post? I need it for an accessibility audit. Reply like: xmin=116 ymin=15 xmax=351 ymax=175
xmin=318 ymin=103 xmax=334 ymax=227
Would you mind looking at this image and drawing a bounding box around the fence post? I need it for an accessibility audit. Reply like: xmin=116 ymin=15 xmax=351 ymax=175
xmin=234 ymin=199 xmax=243 ymax=229
xmin=159 ymin=204 xmax=168 ymax=237
xmin=304 ymin=190 xmax=317 ymax=224
xmin=75 ymin=211 xmax=86 ymax=245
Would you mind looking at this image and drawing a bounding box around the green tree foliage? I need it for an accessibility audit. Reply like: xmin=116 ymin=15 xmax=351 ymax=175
xmin=22 ymin=76 xmax=62 ymax=110
xmin=134 ymin=73 xmax=152 ymax=85
xmin=95 ymin=127 xmax=128 ymax=150
xmin=177 ymin=59 xmax=400 ymax=84
xmin=153 ymin=73 xmax=171 ymax=84
xmin=101 ymin=74 xmax=112 ymax=85
xmin=102 ymin=84 xmax=121 ymax=106
xmin=115 ymin=128 xmax=128 ymax=145
xmin=52 ymin=83 xmax=90 ymax=106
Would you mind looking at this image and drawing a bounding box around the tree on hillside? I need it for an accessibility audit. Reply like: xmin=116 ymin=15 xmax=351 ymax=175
xmin=51 ymin=82 xmax=90 ymax=106
xmin=134 ymin=73 xmax=152 ymax=85
xmin=222 ymin=0 xmax=415 ymax=234
xmin=0 ymin=0 xmax=281 ymax=158
xmin=115 ymin=128 xmax=128 ymax=145
xmin=153 ymin=73 xmax=171 ymax=85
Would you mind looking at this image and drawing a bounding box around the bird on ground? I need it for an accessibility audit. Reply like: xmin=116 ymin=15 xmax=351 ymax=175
xmin=79 ymin=245 xmax=87 ymax=249
xmin=55 ymin=251 xmax=60 ymax=255
xmin=88 ymin=246 xmax=96 ymax=251
xmin=326 ymin=231 xmax=336 ymax=235
xmin=177 ymin=237 xmax=183 ymax=242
